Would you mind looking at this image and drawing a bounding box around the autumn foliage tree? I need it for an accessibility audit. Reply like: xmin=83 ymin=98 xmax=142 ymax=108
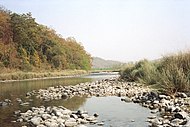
xmin=0 ymin=7 xmax=91 ymax=71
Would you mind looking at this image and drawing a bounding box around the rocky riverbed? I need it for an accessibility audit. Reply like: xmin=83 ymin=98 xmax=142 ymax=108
xmin=14 ymin=77 xmax=190 ymax=127
xmin=26 ymin=78 xmax=150 ymax=100
xmin=15 ymin=106 xmax=100 ymax=127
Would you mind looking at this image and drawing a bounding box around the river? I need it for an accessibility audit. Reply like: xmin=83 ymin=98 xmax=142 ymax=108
xmin=0 ymin=73 xmax=151 ymax=127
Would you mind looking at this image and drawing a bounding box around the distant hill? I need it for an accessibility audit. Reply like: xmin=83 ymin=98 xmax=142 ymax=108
xmin=92 ymin=57 xmax=123 ymax=69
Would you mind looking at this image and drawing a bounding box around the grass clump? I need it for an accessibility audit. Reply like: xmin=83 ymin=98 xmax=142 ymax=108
xmin=120 ymin=59 xmax=158 ymax=85
xmin=120 ymin=51 xmax=190 ymax=95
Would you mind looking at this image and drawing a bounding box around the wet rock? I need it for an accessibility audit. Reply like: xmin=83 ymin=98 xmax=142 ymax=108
xmin=86 ymin=116 xmax=96 ymax=121
xmin=93 ymin=113 xmax=99 ymax=117
xmin=174 ymin=111 xmax=188 ymax=119
xmin=147 ymin=115 xmax=156 ymax=119
xmin=121 ymin=97 xmax=132 ymax=103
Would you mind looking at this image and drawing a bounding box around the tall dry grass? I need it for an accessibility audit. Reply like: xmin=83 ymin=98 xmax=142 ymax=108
xmin=120 ymin=51 xmax=190 ymax=95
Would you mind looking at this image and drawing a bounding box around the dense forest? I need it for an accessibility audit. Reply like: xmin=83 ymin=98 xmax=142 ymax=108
xmin=0 ymin=7 xmax=91 ymax=72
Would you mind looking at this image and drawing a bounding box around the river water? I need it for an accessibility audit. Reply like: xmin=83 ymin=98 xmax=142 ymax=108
xmin=0 ymin=74 xmax=151 ymax=127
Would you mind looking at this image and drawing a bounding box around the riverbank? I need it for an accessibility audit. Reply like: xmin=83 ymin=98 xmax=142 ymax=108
xmin=21 ymin=77 xmax=190 ymax=127
xmin=0 ymin=70 xmax=88 ymax=82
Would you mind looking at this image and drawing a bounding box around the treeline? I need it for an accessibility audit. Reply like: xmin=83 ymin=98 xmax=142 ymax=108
xmin=0 ymin=7 xmax=91 ymax=72
xmin=120 ymin=51 xmax=190 ymax=95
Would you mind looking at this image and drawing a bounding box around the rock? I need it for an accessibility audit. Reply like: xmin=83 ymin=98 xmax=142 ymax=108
xmin=1 ymin=102 xmax=8 ymax=106
xmin=55 ymin=111 xmax=64 ymax=117
xmin=30 ymin=116 xmax=42 ymax=126
xmin=184 ymin=117 xmax=190 ymax=127
xmin=90 ymin=120 xmax=98 ymax=124
xmin=17 ymin=118 xmax=23 ymax=122
xmin=62 ymin=109 xmax=72 ymax=115
xmin=78 ymin=125 xmax=87 ymax=127
xmin=57 ymin=118 xmax=65 ymax=124
xmin=16 ymin=98 xmax=22 ymax=103
xmin=149 ymin=119 xmax=162 ymax=127
xmin=171 ymin=118 xmax=184 ymax=125
xmin=80 ymin=114 xmax=89 ymax=119
xmin=4 ymin=99 xmax=11 ymax=103
xmin=147 ymin=115 xmax=156 ymax=119
xmin=78 ymin=118 xmax=88 ymax=124
xmin=48 ymin=122 xmax=59 ymax=127
xmin=151 ymin=110 xmax=158 ymax=114
xmin=41 ymin=114 xmax=51 ymax=120
xmin=65 ymin=118 xmax=77 ymax=127
xmin=93 ymin=113 xmax=99 ymax=117
xmin=37 ymin=124 xmax=46 ymax=127
xmin=61 ymin=93 xmax=68 ymax=99
xmin=174 ymin=111 xmax=188 ymax=119
xmin=176 ymin=92 xmax=188 ymax=98
xmin=159 ymin=95 xmax=169 ymax=100
xmin=59 ymin=123 xmax=65 ymax=127
xmin=150 ymin=91 xmax=159 ymax=99
xmin=14 ymin=110 xmax=21 ymax=115
xmin=70 ymin=114 xmax=78 ymax=119
xmin=20 ymin=102 xmax=30 ymax=106
xmin=86 ymin=116 xmax=96 ymax=121
xmin=44 ymin=121 xmax=51 ymax=126
xmin=121 ymin=97 xmax=132 ymax=103
xmin=97 ymin=122 xmax=104 ymax=126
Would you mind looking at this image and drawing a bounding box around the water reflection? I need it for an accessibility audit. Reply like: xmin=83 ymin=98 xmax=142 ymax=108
xmin=0 ymin=77 xmax=92 ymax=127
xmin=80 ymin=96 xmax=151 ymax=127
xmin=1 ymin=74 xmax=150 ymax=127
xmin=0 ymin=77 xmax=91 ymax=100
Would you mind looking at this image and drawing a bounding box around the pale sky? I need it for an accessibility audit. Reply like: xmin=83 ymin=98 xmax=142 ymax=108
xmin=1 ymin=0 xmax=190 ymax=62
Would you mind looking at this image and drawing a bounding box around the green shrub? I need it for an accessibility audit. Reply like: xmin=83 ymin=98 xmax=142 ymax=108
xmin=120 ymin=59 xmax=158 ymax=84
xmin=120 ymin=51 xmax=190 ymax=94
xmin=157 ymin=52 xmax=190 ymax=94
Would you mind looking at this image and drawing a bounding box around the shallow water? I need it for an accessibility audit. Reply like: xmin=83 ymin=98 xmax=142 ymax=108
xmin=80 ymin=96 xmax=151 ymax=127
xmin=0 ymin=74 xmax=150 ymax=127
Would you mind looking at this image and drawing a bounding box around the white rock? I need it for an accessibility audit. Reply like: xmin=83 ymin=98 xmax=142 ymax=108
xmin=65 ymin=118 xmax=77 ymax=127
xmin=30 ymin=116 xmax=42 ymax=126
xmin=42 ymin=114 xmax=51 ymax=120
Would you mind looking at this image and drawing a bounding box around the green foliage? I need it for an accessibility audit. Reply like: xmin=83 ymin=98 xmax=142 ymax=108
xmin=120 ymin=51 xmax=190 ymax=95
xmin=0 ymin=8 xmax=91 ymax=71
xmin=120 ymin=59 xmax=158 ymax=84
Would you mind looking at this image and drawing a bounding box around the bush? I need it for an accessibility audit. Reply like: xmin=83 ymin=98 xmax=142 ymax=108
xmin=157 ymin=52 xmax=190 ymax=94
xmin=120 ymin=51 xmax=190 ymax=95
xmin=120 ymin=59 xmax=158 ymax=84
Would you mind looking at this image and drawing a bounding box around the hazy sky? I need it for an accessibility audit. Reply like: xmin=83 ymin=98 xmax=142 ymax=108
xmin=1 ymin=0 xmax=190 ymax=62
